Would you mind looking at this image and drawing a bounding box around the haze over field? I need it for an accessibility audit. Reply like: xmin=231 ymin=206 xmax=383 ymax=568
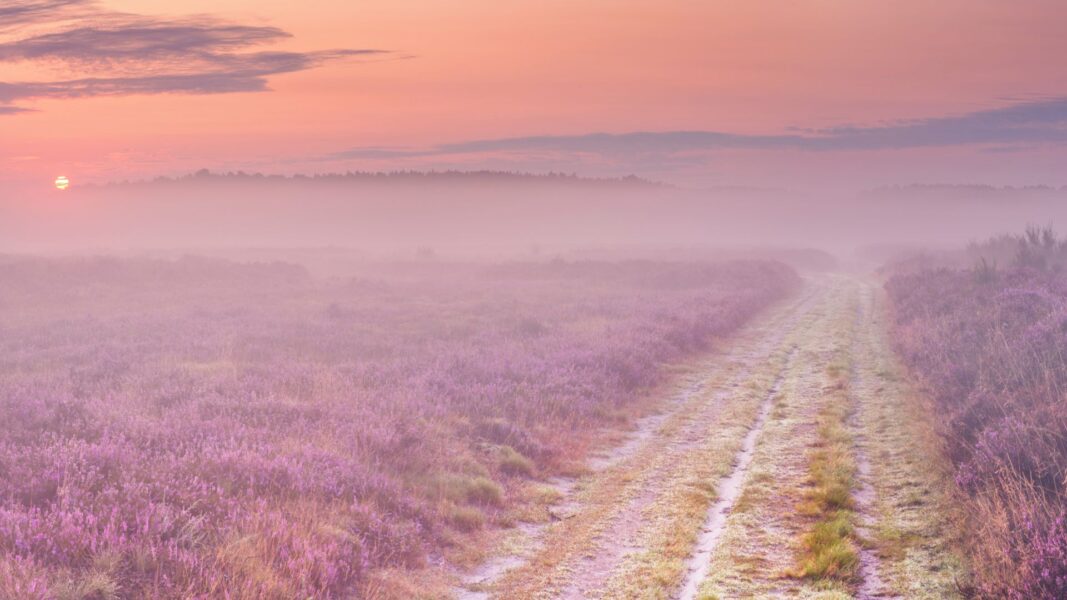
xmin=5 ymin=173 xmax=1067 ymax=254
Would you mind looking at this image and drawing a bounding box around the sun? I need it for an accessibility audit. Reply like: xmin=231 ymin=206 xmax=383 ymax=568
xmin=55 ymin=175 xmax=70 ymax=191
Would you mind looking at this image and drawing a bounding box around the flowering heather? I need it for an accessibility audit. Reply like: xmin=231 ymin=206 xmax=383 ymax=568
xmin=0 ymin=256 xmax=797 ymax=598
xmin=886 ymin=234 xmax=1067 ymax=599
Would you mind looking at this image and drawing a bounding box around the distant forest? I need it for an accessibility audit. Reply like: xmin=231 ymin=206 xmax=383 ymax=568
xmin=94 ymin=169 xmax=670 ymax=189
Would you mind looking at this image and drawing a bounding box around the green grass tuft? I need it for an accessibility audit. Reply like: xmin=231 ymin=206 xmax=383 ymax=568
xmin=793 ymin=362 xmax=860 ymax=584
xmin=448 ymin=504 xmax=486 ymax=531
xmin=498 ymin=446 xmax=535 ymax=477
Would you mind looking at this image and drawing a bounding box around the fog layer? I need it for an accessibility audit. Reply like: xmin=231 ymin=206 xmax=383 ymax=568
xmin=4 ymin=172 xmax=1066 ymax=255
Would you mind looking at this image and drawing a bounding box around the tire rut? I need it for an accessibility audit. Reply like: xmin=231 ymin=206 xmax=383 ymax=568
xmin=850 ymin=283 xmax=899 ymax=600
xmin=692 ymin=276 xmax=853 ymax=598
xmin=675 ymin=346 xmax=797 ymax=600
xmin=553 ymin=288 xmax=823 ymax=599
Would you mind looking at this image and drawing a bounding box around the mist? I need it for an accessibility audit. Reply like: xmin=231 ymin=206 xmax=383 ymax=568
xmin=5 ymin=171 xmax=1067 ymax=261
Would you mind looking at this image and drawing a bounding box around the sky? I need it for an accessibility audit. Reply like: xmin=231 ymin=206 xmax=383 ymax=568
xmin=2 ymin=0 xmax=1067 ymax=190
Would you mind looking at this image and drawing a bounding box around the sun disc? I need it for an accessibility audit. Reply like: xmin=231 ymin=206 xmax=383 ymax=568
xmin=55 ymin=175 xmax=70 ymax=191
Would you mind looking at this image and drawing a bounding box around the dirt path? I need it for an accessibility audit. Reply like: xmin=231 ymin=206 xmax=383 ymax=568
xmin=846 ymin=280 xmax=967 ymax=599
xmin=850 ymin=286 xmax=896 ymax=600
xmin=676 ymin=348 xmax=793 ymax=600
xmin=452 ymin=277 xmax=966 ymax=599
xmin=452 ymin=281 xmax=826 ymax=599
xmin=695 ymin=278 xmax=852 ymax=598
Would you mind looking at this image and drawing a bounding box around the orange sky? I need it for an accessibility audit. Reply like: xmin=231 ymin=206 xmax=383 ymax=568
xmin=3 ymin=0 xmax=1067 ymax=188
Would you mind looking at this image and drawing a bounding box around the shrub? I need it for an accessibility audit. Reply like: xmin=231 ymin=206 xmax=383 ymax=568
xmin=464 ymin=477 xmax=505 ymax=506
xmin=886 ymin=234 xmax=1067 ymax=599
xmin=448 ymin=505 xmax=486 ymax=532
xmin=498 ymin=446 xmax=535 ymax=477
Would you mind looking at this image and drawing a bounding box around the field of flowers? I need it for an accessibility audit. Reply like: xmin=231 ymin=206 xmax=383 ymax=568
xmin=886 ymin=230 xmax=1067 ymax=599
xmin=0 ymin=255 xmax=797 ymax=598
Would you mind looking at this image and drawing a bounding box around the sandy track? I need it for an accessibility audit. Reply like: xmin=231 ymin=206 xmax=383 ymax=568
xmin=676 ymin=347 xmax=794 ymax=600
xmin=847 ymin=280 xmax=967 ymax=599
xmin=851 ymin=284 xmax=898 ymax=600
xmin=452 ymin=281 xmax=826 ymax=599
xmin=453 ymin=277 xmax=966 ymax=600
xmin=695 ymin=277 xmax=851 ymax=598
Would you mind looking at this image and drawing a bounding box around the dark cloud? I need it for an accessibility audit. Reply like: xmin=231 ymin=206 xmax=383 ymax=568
xmin=331 ymin=132 xmax=784 ymax=160
xmin=814 ymin=97 xmax=1067 ymax=150
xmin=0 ymin=21 xmax=291 ymax=64
xmin=0 ymin=50 xmax=381 ymax=103
xmin=0 ymin=105 xmax=35 ymax=115
xmin=0 ymin=0 xmax=91 ymax=28
xmin=0 ymin=3 xmax=387 ymax=114
xmin=333 ymin=97 xmax=1067 ymax=160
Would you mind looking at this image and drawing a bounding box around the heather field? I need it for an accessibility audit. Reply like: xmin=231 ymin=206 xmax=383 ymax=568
xmin=0 ymin=256 xmax=798 ymax=599
xmin=886 ymin=231 xmax=1067 ymax=599
xmin=10 ymin=242 xmax=1067 ymax=599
